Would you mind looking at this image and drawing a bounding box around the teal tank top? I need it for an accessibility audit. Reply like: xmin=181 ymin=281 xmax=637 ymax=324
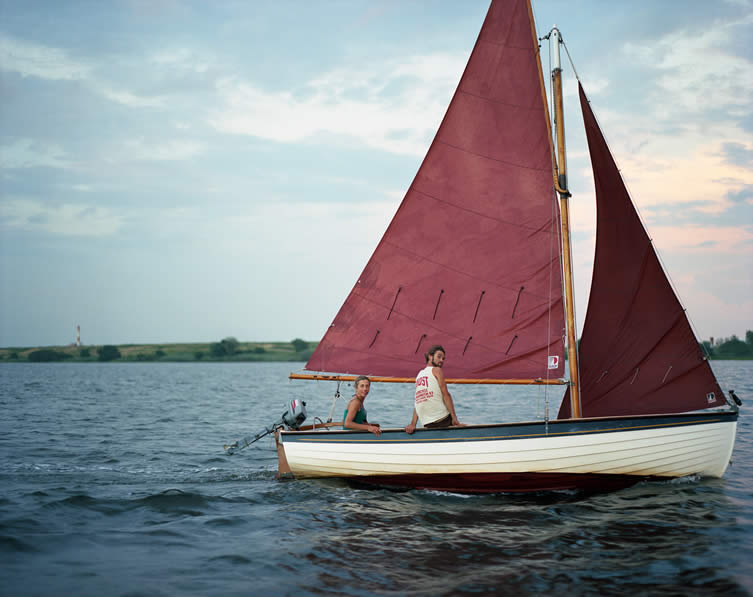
xmin=343 ymin=403 xmax=367 ymax=429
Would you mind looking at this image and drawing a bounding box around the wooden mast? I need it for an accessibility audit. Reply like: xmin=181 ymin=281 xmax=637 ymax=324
xmin=550 ymin=26 xmax=582 ymax=418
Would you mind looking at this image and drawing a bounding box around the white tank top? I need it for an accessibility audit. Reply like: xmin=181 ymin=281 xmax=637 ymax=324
xmin=414 ymin=365 xmax=449 ymax=425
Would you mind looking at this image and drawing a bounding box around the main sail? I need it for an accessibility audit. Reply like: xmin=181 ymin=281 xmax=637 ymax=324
xmin=559 ymin=84 xmax=725 ymax=417
xmin=306 ymin=0 xmax=565 ymax=380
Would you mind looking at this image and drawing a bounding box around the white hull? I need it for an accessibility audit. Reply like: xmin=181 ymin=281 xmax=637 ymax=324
xmin=278 ymin=413 xmax=737 ymax=492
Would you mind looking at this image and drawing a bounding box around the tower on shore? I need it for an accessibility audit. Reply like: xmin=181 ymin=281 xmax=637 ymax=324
xmin=77 ymin=325 xmax=81 ymax=347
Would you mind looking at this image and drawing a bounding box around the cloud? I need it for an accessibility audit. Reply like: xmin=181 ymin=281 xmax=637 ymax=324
xmin=0 ymin=199 xmax=123 ymax=237
xmin=0 ymin=34 xmax=90 ymax=80
xmin=621 ymin=13 xmax=753 ymax=122
xmin=578 ymin=14 xmax=753 ymax=220
xmin=120 ymin=138 xmax=203 ymax=161
xmin=209 ymin=52 xmax=467 ymax=156
xmin=650 ymin=224 xmax=753 ymax=253
xmin=149 ymin=47 xmax=210 ymax=74
xmin=615 ymin=138 xmax=753 ymax=216
xmin=0 ymin=34 xmax=173 ymax=110
xmin=100 ymin=87 xmax=166 ymax=108
xmin=728 ymin=184 xmax=753 ymax=204
xmin=719 ymin=142 xmax=753 ymax=168
xmin=724 ymin=0 xmax=753 ymax=6
xmin=0 ymin=138 xmax=72 ymax=169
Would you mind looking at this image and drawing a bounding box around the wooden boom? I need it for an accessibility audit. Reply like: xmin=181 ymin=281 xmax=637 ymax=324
xmin=289 ymin=373 xmax=567 ymax=385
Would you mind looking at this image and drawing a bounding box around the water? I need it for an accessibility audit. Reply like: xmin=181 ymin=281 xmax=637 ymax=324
xmin=1 ymin=361 xmax=751 ymax=596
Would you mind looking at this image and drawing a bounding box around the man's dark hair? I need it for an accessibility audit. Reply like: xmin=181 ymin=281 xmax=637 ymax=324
xmin=425 ymin=344 xmax=445 ymax=362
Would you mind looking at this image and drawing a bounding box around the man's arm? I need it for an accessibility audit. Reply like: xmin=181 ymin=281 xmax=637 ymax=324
xmin=433 ymin=367 xmax=461 ymax=425
xmin=405 ymin=408 xmax=419 ymax=434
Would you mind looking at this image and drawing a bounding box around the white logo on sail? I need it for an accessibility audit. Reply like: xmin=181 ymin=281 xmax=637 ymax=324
xmin=548 ymin=356 xmax=559 ymax=369
xmin=706 ymin=392 xmax=716 ymax=404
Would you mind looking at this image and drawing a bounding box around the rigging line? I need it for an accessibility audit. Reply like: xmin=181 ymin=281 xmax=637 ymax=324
xmin=542 ymin=27 xmax=581 ymax=83
xmin=547 ymin=29 xmax=563 ymax=189
xmin=561 ymin=39 xmax=581 ymax=83
xmin=545 ymin=32 xmax=560 ymax=407
xmin=326 ymin=380 xmax=343 ymax=423
xmin=548 ymin=29 xmax=555 ymax=169
xmin=546 ymin=33 xmax=560 ymax=397
xmin=545 ymin=176 xmax=557 ymax=401
xmin=554 ymin=33 xmax=581 ymax=380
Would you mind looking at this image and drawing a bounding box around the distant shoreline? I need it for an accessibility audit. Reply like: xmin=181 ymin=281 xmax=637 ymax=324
xmin=0 ymin=340 xmax=317 ymax=363
xmin=1 ymin=339 xmax=751 ymax=362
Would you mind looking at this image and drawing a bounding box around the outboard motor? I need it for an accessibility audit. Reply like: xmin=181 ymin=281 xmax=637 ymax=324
xmin=224 ymin=400 xmax=307 ymax=455
xmin=282 ymin=399 xmax=307 ymax=429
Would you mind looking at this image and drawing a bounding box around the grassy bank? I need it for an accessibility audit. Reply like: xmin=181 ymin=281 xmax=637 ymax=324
xmin=0 ymin=341 xmax=316 ymax=363
xmin=2 ymin=339 xmax=750 ymax=363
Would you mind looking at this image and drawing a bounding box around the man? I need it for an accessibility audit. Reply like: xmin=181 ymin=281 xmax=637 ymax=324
xmin=405 ymin=344 xmax=461 ymax=433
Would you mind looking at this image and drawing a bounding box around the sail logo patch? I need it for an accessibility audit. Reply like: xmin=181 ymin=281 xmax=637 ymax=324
xmin=548 ymin=356 xmax=559 ymax=369
xmin=706 ymin=392 xmax=716 ymax=404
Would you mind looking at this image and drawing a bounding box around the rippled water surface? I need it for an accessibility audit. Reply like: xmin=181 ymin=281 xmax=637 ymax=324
xmin=1 ymin=361 xmax=751 ymax=596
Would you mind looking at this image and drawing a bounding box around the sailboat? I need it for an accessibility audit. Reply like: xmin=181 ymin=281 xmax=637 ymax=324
xmin=274 ymin=0 xmax=739 ymax=493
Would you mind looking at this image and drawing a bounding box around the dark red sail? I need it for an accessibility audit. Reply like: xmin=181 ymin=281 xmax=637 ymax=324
xmin=558 ymin=84 xmax=725 ymax=418
xmin=306 ymin=0 xmax=565 ymax=380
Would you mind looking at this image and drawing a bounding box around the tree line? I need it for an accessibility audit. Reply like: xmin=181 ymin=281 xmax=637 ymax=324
xmin=10 ymin=332 xmax=753 ymax=362
xmin=18 ymin=337 xmax=313 ymax=363
xmin=700 ymin=331 xmax=753 ymax=359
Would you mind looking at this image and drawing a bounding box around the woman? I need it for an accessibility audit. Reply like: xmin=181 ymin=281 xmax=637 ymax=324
xmin=343 ymin=375 xmax=381 ymax=436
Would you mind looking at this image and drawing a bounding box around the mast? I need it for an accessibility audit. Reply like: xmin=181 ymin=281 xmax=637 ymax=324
xmin=550 ymin=26 xmax=582 ymax=418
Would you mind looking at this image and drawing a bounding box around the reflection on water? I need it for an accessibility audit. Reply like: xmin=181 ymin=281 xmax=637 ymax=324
xmin=289 ymin=475 xmax=749 ymax=595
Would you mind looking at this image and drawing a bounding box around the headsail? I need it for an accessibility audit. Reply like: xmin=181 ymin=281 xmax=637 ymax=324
xmin=306 ymin=0 xmax=565 ymax=380
xmin=558 ymin=84 xmax=725 ymax=418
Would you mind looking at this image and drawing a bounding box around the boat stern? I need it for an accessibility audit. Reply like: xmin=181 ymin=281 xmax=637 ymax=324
xmin=275 ymin=430 xmax=293 ymax=478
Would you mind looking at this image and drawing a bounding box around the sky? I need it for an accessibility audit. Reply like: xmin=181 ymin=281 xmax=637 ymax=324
xmin=1 ymin=0 xmax=751 ymax=348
